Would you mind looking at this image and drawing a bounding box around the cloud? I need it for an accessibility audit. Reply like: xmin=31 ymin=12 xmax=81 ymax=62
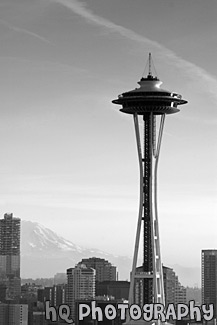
xmin=48 ymin=0 xmax=217 ymax=101
xmin=48 ymin=0 xmax=161 ymax=47
xmin=0 ymin=18 xmax=52 ymax=45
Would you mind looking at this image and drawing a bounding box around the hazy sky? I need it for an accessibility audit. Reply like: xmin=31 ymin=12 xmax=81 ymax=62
xmin=0 ymin=0 xmax=217 ymax=273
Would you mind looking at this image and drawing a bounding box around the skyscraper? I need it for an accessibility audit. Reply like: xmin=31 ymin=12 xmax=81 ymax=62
xmin=163 ymin=266 xmax=186 ymax=307
xmin=0 ymin=213 xmax=21 ymax=299
xmin=163 ymin=266 xmax=175 ymax=307
xmin=67 ymin=264 xmax=96 ymax=320
xmin=78 ymin=257 xmax=117 ymax=282
xmin=112 ymin=54 xmax=187 ymax=323
xmin=0 ymin=303 xmax=28 ymax=325
xmin=202 ymin=249 xmax=217 ymax=317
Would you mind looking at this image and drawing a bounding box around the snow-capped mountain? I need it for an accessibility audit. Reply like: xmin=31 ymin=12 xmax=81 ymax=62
xmin=21 ymin=220 xmax=88 ymax=256
xmin=21 ymin=221 xmax=200 ymax=286
xmin=21 ymin=220 xmax=132 ymax=279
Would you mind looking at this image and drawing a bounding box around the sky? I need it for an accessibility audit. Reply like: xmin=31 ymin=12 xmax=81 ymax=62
xmin=0 ymin=0 xmax=217 ymax=275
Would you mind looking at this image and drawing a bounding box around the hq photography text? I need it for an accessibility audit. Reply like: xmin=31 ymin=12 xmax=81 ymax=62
xmin=45 ymin=300 xmax=214 ymax=323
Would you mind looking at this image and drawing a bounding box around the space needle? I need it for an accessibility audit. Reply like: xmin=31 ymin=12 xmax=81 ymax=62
xmin=112 ymin=54 xmax=187 ymax=324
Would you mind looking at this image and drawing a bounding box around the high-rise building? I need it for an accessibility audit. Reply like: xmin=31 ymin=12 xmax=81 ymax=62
xmin=0 ymin=303 xmax=28 ymax=325
xmin=37 ymin=284 xmax=67 ymax=307
xmin=112 ymin=53 xmax=187 ymax=321
xmin=67 ymin=264 xmax=96 ymax=320
xmin=202 ymin=249 xmax=217 ymax=317
xmin=163 ymin=266 xmax=186 ymax=307
xmin=78 ymin=257 xmax=116 ymax=282
xmin=175 ymin=275 xmax=186 ymax=305
xmin=163 ymin=266 xmax=176 ymax=307
xmin=0 ymin=213 xmax=21 ymax=299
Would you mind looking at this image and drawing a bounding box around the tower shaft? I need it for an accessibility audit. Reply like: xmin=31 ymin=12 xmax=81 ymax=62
xmin=143 ymin=113 xmax=154 ymax=304
xmin=130 ymin=113 xmax=165 ymax=307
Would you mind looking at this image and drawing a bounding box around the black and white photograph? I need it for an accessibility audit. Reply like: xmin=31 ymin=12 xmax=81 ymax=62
xmin=0 ymin=1 xmax=217 ymax=324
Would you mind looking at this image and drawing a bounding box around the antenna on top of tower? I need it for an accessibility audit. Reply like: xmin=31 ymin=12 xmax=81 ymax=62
xmin=142 ymin=53 xmax=158 ymax=80
xmin=148 ymin=52 xmax=152 ymax=76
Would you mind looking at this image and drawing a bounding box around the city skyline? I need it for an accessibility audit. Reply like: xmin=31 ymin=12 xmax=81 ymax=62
xmin=0 ymin=0 xmax=217 ymax=273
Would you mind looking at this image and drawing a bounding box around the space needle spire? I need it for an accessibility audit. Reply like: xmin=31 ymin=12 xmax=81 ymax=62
xmin=112 ymin=54 xmax=187 ymax=324
xmin=148 ymin=52 xmax=152 ymax=76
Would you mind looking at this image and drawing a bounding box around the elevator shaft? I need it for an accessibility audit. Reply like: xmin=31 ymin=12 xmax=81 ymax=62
xmin=143 ymin=113 xmax=154 ymax=304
